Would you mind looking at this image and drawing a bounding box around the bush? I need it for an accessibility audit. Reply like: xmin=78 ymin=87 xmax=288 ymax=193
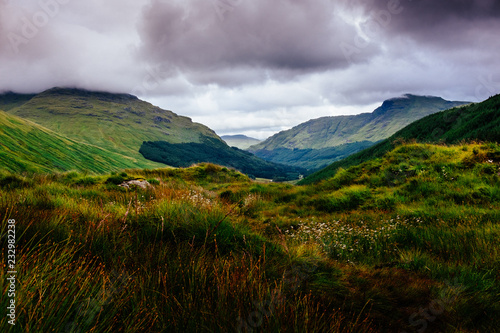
xmin=74 ymin=176 xmax=99 ymax=186
xmin=219 ymin=189 xmax=245 ymax=205
xmin=312 ymin=185 xmax=372 ymax=212
xmin=147 ymin=178 xmax=161 ymax=185
xmin=106 ymin=173 xmax=130 ymax=185
xmin=0 ymin=174 xmax=31 ymax=189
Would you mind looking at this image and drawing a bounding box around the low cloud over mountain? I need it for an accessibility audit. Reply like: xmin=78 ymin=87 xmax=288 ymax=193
xmin=1 ymin=0 xmax=499 ymax=138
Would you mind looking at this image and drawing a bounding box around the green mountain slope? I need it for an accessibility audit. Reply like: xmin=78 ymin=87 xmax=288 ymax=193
xmin=251 ymin=95 xmax=469 ymax=151
xmin=0 ymin=110 xmax=162 ymax=173
xmin=301 ymin=94 xmax=500 ymax=184
xmin=250 ymin=95 xmax=469 ymax=170
xmin=5 ymin=88 xmax=222 ymax=162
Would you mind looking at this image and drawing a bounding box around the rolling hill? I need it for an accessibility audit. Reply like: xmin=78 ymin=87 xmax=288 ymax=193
xmin=300 ymin=94 xmax=500 ymax=184
xmin=0 ymin=110 xmax=162 ymax=173
xmin=249 ymin=94 xmax=469 ymax=170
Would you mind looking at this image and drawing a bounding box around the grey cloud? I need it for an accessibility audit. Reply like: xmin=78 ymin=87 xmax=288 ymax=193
xmin=136 ymin=0 xmax=378 ymax=86
xmin=361 ymin=0 xmax=500 ymax=48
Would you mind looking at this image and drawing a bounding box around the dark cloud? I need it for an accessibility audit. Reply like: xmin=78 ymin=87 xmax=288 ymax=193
xmin=136 ymin=0 xmax=378 ymax=86
xmin=362 ymin=0 xmax=500 ymax=48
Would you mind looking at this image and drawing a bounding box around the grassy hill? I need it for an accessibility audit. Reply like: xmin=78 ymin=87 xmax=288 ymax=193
xmin=1 ymin=142 xmax=498 ymax=332
xmin=250 ymin=95 xmax=469 ymax=170
xmin=0 ymin=110 xmax=162 ymax=173
xmin=4 ymin=88 xmax=222 ymax=161
xmin=301 ymin=94 xmax=500 ymax=184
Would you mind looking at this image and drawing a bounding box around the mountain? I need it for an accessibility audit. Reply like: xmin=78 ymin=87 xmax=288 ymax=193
xmin=5 ymin=88 xmax=222 ymax=162
xmin=1 ymin=87 xmax=302 ymax=179
xmin=300 ymin=94 xmax=500 ymax=184
xmin=249 ymin=94 xmax=470 ymax=170
xmin=0 ymin=110 xmax=162 ymax=173
xmin=221 ymin=135 xmax=261 ymax=150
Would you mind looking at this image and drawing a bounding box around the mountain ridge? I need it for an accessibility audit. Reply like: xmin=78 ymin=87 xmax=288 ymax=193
xmin=300 ymin=94 xmax=500 ymax=184
xmin=4 ymin=87 xmax=223 ymax=163
xmin=250 ymin=94 xmax=469 ymax=151
xmin=249 ymin=94 xmax=470 ymax=170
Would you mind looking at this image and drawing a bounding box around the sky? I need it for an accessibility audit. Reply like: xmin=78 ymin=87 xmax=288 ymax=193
xmin=1 ymin=0 xmax=499 ymax=139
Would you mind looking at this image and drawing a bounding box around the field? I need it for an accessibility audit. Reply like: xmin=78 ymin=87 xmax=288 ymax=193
xmin=1 ymin=142 xmax=499 ymax=332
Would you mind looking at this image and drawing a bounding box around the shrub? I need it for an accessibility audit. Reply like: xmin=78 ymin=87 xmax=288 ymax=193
xmin=106 ymin=173 xmax=130 ymax=185
xmin=74 ymin=176 xmax=99 ymax=186
xmin=313 ymin=185 xmax=372 ymax=212
xmin=0 ymin=174 xmax=31 ymax=189
xmin=147 ymin=178 xmax=161 ymax=185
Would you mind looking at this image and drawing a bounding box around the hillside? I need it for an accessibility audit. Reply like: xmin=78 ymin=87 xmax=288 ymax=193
xmin=4 ymin=88 xmax=222 ymax=162
xmin=0 ymin=110 xmax=162 ymax=173
xmin=249 ymin=95 xmax=469 ymax=170
xmin=221 ymin=134 xmax=261 ymax=150
xmin=301 ymin=94 xmax=500 ymax=184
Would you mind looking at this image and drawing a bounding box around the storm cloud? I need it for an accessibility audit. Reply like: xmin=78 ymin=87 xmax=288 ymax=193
xmin=1 ymin=0 xmax=499 ymax=138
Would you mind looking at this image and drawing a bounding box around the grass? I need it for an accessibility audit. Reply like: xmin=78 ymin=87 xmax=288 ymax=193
xmin=0 ymin=110 xmax=163 ymax=173
xmin=1 ymin=142 xmax=500 ymax=332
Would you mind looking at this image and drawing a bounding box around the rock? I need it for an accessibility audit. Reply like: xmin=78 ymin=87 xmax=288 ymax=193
xmin=118 ymin=179 xmax=151 ymax=189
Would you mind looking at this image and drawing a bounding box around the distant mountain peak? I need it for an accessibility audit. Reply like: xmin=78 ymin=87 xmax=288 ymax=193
xmin=386 ymin=94 xmax=445 ymax=102
xmin=250 ymin=95 xmax=471 ymax=170
xmin=222 ymin=134 xmax=259 ymax=140
xmin=221 ymin=134 xmax=261 ymax=150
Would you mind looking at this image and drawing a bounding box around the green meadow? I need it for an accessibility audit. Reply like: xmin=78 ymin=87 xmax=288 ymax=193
xmin=1 ymin=142 xmax=499 ymax=332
